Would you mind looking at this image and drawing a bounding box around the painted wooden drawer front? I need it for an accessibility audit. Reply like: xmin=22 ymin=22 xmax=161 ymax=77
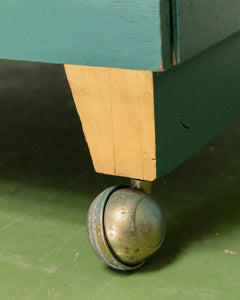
xmin=0 ymin=0 xmax=170 ymax=71
xmin=172 ymin=0 xmax=240 ymax=64
xmin=1 ymin=1 xmax=240 ymax=70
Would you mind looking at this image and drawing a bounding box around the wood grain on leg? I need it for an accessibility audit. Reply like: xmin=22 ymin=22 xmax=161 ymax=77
xmin=65 ymin=65 xmax=156 ymax=181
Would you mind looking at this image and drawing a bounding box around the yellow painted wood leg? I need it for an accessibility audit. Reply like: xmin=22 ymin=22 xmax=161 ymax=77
xmin=64 ymin=65 xmax=156 ymax=181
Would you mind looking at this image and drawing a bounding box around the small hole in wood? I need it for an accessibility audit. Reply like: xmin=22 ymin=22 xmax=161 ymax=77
xmin=180 ymin=120 xmax=190 ymax=130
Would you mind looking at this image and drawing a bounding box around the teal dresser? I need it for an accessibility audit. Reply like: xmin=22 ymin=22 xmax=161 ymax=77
xmin=1 ymin=0 xmax=240 ymax=270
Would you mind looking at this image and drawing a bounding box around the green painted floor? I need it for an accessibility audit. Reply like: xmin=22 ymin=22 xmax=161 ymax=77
xmin=0 ymin=60 xmax=239 ymax=300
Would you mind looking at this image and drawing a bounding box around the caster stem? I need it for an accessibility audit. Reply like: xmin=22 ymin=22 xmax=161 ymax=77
xmin=130 ymin=179 xmax=152 ymax=194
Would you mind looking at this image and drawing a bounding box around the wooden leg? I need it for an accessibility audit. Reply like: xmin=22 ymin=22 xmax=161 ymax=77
xmin=65 ymin=33 xmax=240 ymax=182
xmin=64 ymin=65 xmax=157 ymax=181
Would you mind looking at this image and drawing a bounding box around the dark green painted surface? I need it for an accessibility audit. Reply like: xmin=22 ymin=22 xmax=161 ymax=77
xmin=154 ymin=32 xmax=240 ymax=178
xmin=0 ymin=60 xmax=240 ymax=299
xmin=172 ymin=0 xmax=240 ymax=63
xmin=0 ymin=0 xmax=170 ymax=71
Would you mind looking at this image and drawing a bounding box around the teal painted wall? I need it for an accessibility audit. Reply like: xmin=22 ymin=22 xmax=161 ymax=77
xmin=154 ymin=32 xmax=240 ymax=178
xmin=0 ymin=0 xmax=169 ymax=70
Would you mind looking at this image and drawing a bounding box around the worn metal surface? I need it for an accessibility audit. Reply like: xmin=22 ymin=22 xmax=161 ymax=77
xmin=88 ymin=186 xmax=143 ymax=270
xmin=104 ymin=188 xmax=165 ymax=266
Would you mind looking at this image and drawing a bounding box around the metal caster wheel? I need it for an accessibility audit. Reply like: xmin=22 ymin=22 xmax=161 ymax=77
xmin=87 ymin=180 xmax=165 ymax=270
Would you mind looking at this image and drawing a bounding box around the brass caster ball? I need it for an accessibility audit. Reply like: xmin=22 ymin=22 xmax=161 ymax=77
xmin=87 ymin=185 xmax=165 ymax=270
